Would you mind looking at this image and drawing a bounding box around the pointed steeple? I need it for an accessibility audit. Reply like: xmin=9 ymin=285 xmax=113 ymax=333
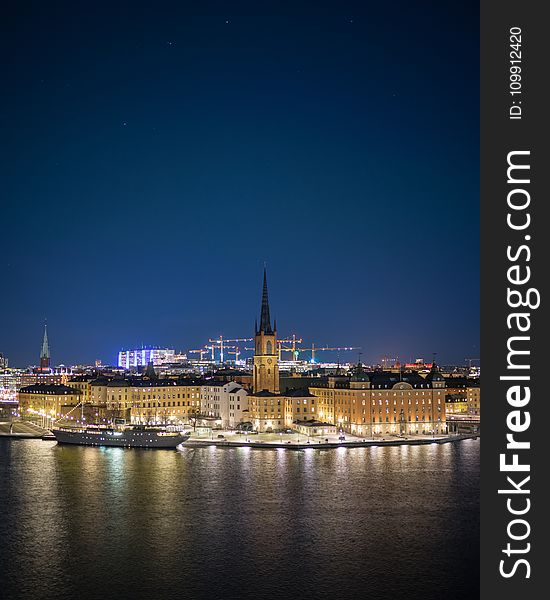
xmin=40 ymin=322 xmax=50 ymax=371
xmin=258 ymin=267 xmax=273 ymax=334
xmin=41 ymin=324 xmax=50 ymax=359
xmin=252 ymin=267 xmax=279 ymax=395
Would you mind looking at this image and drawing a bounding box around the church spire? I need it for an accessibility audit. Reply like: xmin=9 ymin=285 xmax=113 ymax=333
xmin=258 ymin=267 xmax=273 ymax=334
xmin=40 ymin=322 xmax=50 ymax=371
xmin=253 ymin=268 xmax=279 ymax=395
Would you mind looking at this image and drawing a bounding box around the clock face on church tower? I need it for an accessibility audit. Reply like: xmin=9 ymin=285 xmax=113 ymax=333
xmin=267 ymin=358 xmax=273 ymax=364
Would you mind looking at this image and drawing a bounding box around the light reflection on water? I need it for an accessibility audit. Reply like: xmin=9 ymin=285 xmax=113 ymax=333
xmin=0 ymin=438 xmax=479 ymax=600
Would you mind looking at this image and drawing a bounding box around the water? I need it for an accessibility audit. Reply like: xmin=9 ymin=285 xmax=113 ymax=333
xmin=0 ymin=439 xmax=479 ymax=600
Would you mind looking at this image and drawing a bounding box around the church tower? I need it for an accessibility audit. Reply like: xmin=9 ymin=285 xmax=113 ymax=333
xmin=253 ymin=268 xmax=279 ymax=393
xmin=40 ymin=322 xmax=51 ymax=372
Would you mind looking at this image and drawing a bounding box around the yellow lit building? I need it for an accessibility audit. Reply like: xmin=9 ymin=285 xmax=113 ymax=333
xmin=66 ymin=375 xmax=93 ymax=404
xmin=18 ymin=384 xmax=82 ymax=423
xmin=90 ymin=377 xmax=203 ymax=425
xmin=248 ymin=269 xmax=348 ymax=432
xmin=309 ymin=366 xmax=447 ymax=436
xmin=283 ymin=388 xmax=320 ymax=428
xmin=248 ymin=268 xmax=283 ymax=431
xmin=444 ymin=377 xmax=480 ymax=417
xmin=247 ymin=269 xmax=316 ymax=432
xmin=252 ymin=268 xmax=279 ymax=394
xmin=247 ymin=270 xmax=446 ymax=435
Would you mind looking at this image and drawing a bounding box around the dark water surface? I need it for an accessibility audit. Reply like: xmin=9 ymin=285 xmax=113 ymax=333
xmin=0 ymin=438 xmax=479 ymax=600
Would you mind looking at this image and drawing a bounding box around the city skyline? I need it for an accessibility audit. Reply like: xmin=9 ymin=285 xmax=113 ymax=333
xmin=6 ymin=264 xmax=478 ymax=368
xmin=2 ymin=2 xmax=479 ymax=367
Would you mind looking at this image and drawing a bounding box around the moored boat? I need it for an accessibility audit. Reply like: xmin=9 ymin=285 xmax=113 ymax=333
xmin=52 ymin=425 xmax=190 ymax=448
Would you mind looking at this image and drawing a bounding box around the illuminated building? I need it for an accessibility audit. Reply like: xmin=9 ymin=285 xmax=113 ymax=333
xmin=19 ymin=372 xmax=67 ymax=387
xmin=66 ymin=375 xmax=94 ymax=405
xmin=283 ymin=388 xmax=320 ymax=428
xmin=200 ymin=381 xmax=249 ymax=428
xmin=18 ymin=383 xmax=81 ymax=424
xmin=294 ymin=420 xmax=337 ymax=437
xmin=309 ymin=364 xmax=447 ymax=436
xmin=404 ymin=359 xmax=433 ymax=371
xmin=1 ymin=366 xmax=67 ymax=407
xmin=248 ymin=269 xmax=284 ymax=431
xmin=252 ymin=268 xmax=279 ymax=394
xmin=0 ymin=370 xmax=20 ymax=408
xmin=118 ymin=347 xmax=176 ymax=369
xmin=92 ymin=377 xmax=203 ymax=425
xmin=246 ymin=271 xmax=447 ymax=435
xmin=0 ymin=353 xmax=8 ymax=369
xmin=444 ymin=376 xmax=480 ymax=416
xmin=248 ymin=269 xmax=317 ymax=432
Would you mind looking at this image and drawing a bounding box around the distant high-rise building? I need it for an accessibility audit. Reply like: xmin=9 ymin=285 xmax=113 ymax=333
xmin=39 ymin=323 xmax=51 ymax=372
xmin=0 ymin=353 xmax=8 ymax=369
xmin=118 ymin=347 xmax=176 ymax=369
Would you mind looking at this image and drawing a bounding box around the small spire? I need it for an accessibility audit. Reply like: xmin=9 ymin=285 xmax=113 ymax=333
xmin=41 ymin=322 xmax=50 ymax=359
xmin=40 ymin=321 xmax=51 ymax=371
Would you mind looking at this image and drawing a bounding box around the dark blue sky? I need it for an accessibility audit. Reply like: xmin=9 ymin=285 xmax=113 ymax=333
xmin=1 ymin=1 xmax=479 ymax=367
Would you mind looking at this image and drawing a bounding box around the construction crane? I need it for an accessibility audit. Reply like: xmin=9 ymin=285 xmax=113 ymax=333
xmin=226 ymin=348 xmax=242 ymax=363
xmin=205 ymin=334 xmax=357 ymax=365
xmin=208 ymin=336 xmax=253 ymax=363
xmin=297 ymin=343 xmax=361 ymax=363
xmin=244 ymin=340 xmax=359 ymax=363
xmin=277 ymin=335 xmax=303 ymax=360
xmin=188 ymin=349 xmax=211 ymax=361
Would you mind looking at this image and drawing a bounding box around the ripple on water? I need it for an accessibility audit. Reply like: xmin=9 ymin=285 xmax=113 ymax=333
xmin=0 ymin=438 xmax=479 ymax=600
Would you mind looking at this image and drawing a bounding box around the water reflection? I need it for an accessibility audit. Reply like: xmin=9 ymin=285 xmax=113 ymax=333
xmin=0 ymin=439 xmax=479 ymax=600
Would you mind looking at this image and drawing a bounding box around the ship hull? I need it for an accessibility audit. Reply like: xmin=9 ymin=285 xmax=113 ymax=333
xmin=52 ymin=428 xmax=189 ymax=449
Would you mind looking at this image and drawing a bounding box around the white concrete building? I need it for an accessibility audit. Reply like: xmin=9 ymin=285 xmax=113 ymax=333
xmin=200 ymin=381 xmax=249 ymax=428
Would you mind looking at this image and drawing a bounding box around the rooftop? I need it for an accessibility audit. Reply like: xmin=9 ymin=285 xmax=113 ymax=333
xmin=19 ymin=384 xmax=81 ymax=395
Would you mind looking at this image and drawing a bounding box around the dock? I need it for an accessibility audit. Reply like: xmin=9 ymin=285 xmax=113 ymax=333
xmin=0 ymin=421 xmax=49 ymax=439
xmin=178 ymin=433 xmax=478 ymax=451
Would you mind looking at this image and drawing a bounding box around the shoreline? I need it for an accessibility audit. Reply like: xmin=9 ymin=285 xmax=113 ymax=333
xmin=178 ymin=433 xmax=479 ymax=451
xmin=0 ymin=430 xmax=479 ymax=449
xmin=0 ymin=433 xmax=43 ymax=439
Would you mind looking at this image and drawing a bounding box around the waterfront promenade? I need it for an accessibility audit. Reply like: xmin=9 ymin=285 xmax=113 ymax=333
xmin=0 ymin=420 xmax=46 ymax=438
xmin=180 ymin=430 xmax=478 ymax=450
xmin=1 ymin=420 xmax=478 ymax=449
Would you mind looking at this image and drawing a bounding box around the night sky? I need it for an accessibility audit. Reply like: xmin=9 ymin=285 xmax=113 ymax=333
xmin=2 ymin=1 xmax=479 ymax=367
